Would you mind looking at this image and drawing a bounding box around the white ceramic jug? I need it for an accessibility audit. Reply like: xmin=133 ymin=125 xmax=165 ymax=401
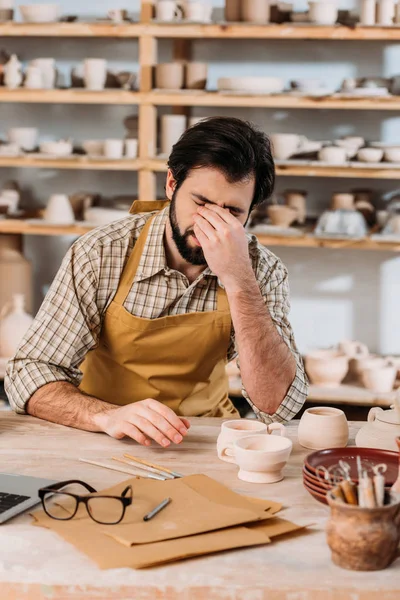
xmin=4 ymin=54 xmax=22 ymax=89
xmin=0 ymin=294 xmax=33 ymax=358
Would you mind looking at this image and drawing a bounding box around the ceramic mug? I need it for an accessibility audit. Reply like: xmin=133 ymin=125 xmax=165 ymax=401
xmin=360 ymin=0 xmax=376 ymax=25
xmin=331 ymin=193 xmax=355 ymax=211
xmin=155 ymin=0 xmax=183 ymax=21
xmin=234 ymin=433 xmax=293 ymax=483
xmin=44 ymin=194 xmax=75 ymax=225
xmin=7 ymin=127 xmax=38 ymax=151
xmin=160 ymin=114 xmax=187 ymax=155
xmin=104 ymin=139 xmax=124 ymax=159
xmin=377 ymin=0 xmax=395 ymax=25
xmin=125 ymin=138 xmax=138 ymax=158
xmin=24 ymin=65 xmax=42 ymax=89
xmin=216 ymin=419 xmax=269 ymax=463
xmin=155 ymin=62 xmax=184 ymax=89
xmin=241 ymin=0 xmax=271 ymax=23
xmin=225 ymin=0 xmax=241 ymax=21
xmin=107 ymin=9 xmax=128 ymax=22
xmin=83 ymin=58 xmax=107 ymax=91
xmin=308 ymin=0 xmax=338 ymax=25
xmin=185 ymin=62 xmax=208 ymax=90
xmin=184 ymin=1 xmax=212 ymax=22
xmin=30 ymin=58 xmax=56 ymax=89
xmin=270 ymin=134 xmax=308 ymax=161
xmin=298 ymin=407 xmax=349 ymax=450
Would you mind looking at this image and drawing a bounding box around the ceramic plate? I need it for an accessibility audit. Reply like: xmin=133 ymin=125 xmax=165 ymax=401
xmin=303 ymin=481 xmax=328 ymax=505
xmin=302 ymin=465 xmax=391 ymax=491
xmin=305 ymin=447 xmax=399 ymax=485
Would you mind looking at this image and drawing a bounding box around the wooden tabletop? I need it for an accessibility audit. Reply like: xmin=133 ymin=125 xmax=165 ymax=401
xmin=0 ymin=414 xmax=399 ymax=599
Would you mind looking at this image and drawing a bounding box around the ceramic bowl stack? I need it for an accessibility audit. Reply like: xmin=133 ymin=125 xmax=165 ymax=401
xmin=217 ymin=77 xmax=285 ymax=95
xmin=303 ymin=448 xmax=397 ymax=505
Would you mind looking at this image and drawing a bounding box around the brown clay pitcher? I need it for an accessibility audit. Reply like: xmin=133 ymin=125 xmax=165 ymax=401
xmin=326 ymin=491 xmax=400 ymax=571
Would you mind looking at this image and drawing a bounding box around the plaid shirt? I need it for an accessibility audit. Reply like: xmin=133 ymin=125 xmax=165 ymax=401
xmin=5 ymin=206 xmax=308 ymax=423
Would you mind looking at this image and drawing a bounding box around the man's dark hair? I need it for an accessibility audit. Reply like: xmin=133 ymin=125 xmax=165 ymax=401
xmin=167 ymin=116 xmax=275 ymax=212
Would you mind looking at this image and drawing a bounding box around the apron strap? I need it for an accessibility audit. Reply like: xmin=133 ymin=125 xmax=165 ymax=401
xmin=113 ymin=214 xmax=156 ymax=306
xmin=129 ymin=200 xmax=170 ymax=214
xmin=216 ymin=282 xmax=230 ymax=313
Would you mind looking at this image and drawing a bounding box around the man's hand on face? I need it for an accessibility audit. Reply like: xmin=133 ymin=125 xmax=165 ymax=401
xmin=193 ymin=204 xmax=252 ymax=291
xmin=95 ymin=399 xmax=191 ymax=447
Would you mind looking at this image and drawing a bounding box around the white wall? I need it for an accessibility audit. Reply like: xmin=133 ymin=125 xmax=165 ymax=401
xmin=3 ymin=0 xmax=400 ymax=355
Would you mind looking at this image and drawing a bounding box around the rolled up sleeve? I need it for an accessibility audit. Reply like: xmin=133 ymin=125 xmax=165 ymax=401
xmin=236 ymin=260 xmax=308 ymax=423
xmin=5 ymin=239 xmax=101 ymax=414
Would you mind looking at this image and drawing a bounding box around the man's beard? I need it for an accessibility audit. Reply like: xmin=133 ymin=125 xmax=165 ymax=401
xmin=169 ymin=191 xmax=207 ymax=266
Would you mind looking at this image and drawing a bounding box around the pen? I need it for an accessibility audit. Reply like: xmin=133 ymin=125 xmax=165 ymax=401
xmin=143 ymin=497 xmax=172 ymax=522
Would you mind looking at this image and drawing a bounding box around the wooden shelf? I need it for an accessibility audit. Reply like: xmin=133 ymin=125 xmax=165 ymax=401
xmin=0 ymin=220 xmax=93 ymax=236
xmin=0 ymin=88 xmax=141 ymax=105
xmin=146 ymin=22 xmax=400 ymax=40
xmin=0 ymin=156 xmax=141 ymax=171
xmin=145 ymin=91 xmax=400 ymax=111
xmin=0 ymin=22 xmax=142 ymax=37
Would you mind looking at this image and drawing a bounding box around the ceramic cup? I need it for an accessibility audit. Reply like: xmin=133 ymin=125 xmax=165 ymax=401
xmin=7 ymin=127 xmax=38 ymax=151
xmin=83 ymin=58 xmax=107 ymax=91
xmin=44 ymin=194 xmax=75 ymax=225
xmin=283 ymin=190 xmax=307 ymax=224
xmin=216 ymin=419 xmax=269 ymax=463
xmin=184 ymin=1 xmax=212 ymax=22
xmin=155 ymin=0 xmax=182 ymax=21
xmin=377 ymin=0 xmax=395 ymax=25
xmin=331 ymin=193 xmax=355 ymax=211
xmin=360 ymin=0 xmax=376 ymax=25
xmin=357 ymin=147 xmax=384 ymax=163
xmin=24 ymin=65 xmax=43 ymax=89
xmin=125 ymin=138 xmax=138 ymax=158
xmin=267 ymin=205 xmax=297 ymax=228
xmin=308 ymin=1 xmax=338 ymax=25
xmin=160 ymin=114 xmax=187 ymax=155
xmin=107 ymin=9 xmax=128 ymax=22
xmin=234 ymin=433 xmax=293 ymax=483
xmin=185 ymin=62 xmax=208 ymax=90
xmin=155 ymin=62 xmax=184 ymax=89
xmin=104 ymin=139 xmax=124 ymax=159
xmin=318 ymin=146 xmax=349 ymax=164
xmin=298 ymin=407 xmax=349 ymax=450
xmin=241 ymin=0 xmax=271 ymax=23
xmin=30 ymin=58 xmax=56 ymax=89
xmin=82 ymin=140 xmax=104 ymax=157
xmin=270 ymin=134 xmax=308 ymax=161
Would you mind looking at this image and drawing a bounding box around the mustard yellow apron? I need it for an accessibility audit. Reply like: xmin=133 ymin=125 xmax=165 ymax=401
xmin=79 ymin=201 xmax=239 ymax=418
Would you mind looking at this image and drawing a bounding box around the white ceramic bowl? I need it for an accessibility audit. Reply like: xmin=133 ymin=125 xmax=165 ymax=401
xmin=82 ymin=140 xmax=104 ymax=157
xmin=357 ymin=147 xmax=384 ymax=163
xmin=39 ymin=140 xmax=73 ymax=156
xmin=19 ymin=4 xmax=59 ymax=22
xmin=384 ymin=148 xmax=400 ymax=163
xmin=234 ymin=434 xmax=293 ymax=484
xmin=217 ymin=77 xmax=285 ymax=94
xmin=305 ymin=350 xmax=349 ymax=387
xmin=8 ymin=127 xmax=38 ymax=151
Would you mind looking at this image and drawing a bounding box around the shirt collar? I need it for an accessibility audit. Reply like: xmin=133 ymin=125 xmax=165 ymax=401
xmin=133 ymin=205 xmax=218 ymax=283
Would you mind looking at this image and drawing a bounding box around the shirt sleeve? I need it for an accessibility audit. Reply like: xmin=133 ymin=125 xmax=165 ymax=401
xmin=5 ymin=238 xmax=102 ymax=414
xmin=237 ymin=259 xmax=309 ymax=424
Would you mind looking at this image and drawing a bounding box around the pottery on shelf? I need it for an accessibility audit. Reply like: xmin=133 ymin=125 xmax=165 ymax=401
xmin=39 ymin=140 xmax=72 ymax=156
xmin=339 ymin=339 xmax=369 ymax=379
xmin=326 ymin=492 xmax=400 ymax=571
xmin=234 ymin=432 xmax=293 ymax=483
xmin=0 ymin=0 xmax=14 ymax=22
xmin=160 ymin=114 xmax=187 ymax=156
xmin=318 ymin=146 xmax=349 ymax=164
xmin=83 ymin=206 xmax=128 ymax=225
xmin=315 ymin=209 xmax=368 ymax=237
xmin=0 ymin=294 xmax=33 ymax=358
xmin=357 ymin=147 xmax=384 ymax=163
xmin=82 ymin=140 xmax=104 ymax=157
xmin=184 ymin=1 xmax=212 ymax=23
xmin=384 ymin=148 xmax=400 ymax=163
xmin=8 ymin=128 xmax=38 ymax=152
xmin=104 ymin=139 xmax=124 ymax=159
xmin=30 ymin=58 xmax=56 ymax=89
xmin=24 ymin=65 xmax=42 ymax=89
xmin=19 ymin=4 xmax=59 ymax=22
xmin=0 ymin=235 xmax=32 ymax=317
xmin=83 ymin=59 xmax=107 ymax=91
xmin=4 ymin=54 xmax=22 ymax=89
xmin=217 ymin=77 xmax=285 ymax=95
xmin=241 ymin=0 xmax=271 ymax=23
xmin=224 ymin=0 xmax=241 ymax=21
xmin=283 ymin=190 xmax=307 ymax=224
xmin=308 ymin=0 xmax=338 ymax=25
xmin=185 ymin=62 xmax=208 ymax=90
xmin=0 ymin=189 xmax=19 ymax=215
xmin=360 ymin=359 xmax=397 ymax=394
xmin=216 ymin=419 xmax=269 ymax=463
xmin=305 ymin=350 xmax=349 ymax=388
xmin=360 ymin=0 xmax=376 ymax=25
xmin=267 ymin=205 xmax=297 ymax=228
xmin=155 ymin=0 xmax=183 ymax=22
xmin=125 ymin=138 xmax=138 ymax=159
xmin=270 ymin=134 xmax=308 ymax=161
xmin=376 ymin=0 xmax=395 ymax=25
xmin=298 ymin=407 xmax=349 ymax=450
xmin=44 ymin=194 xmax=75 ymax=225
xmin=356 ymin=400 xmax=400 ymax=452
xmin=331 ymin=193 xmax=355 ymax=211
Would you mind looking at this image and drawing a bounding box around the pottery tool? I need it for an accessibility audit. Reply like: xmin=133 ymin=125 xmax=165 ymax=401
xmin=124 ymin=453 xmax=184 ymax=478
xmin=372 ymin=464 xmax=387 ymax=507
xmin=339 ymin=480 xmax=358 ymax=505
xmin=112 ymin=457 xmax=171 ymax=480
xmin=143 ymin=497 xmax=171 ymax=522
xmin=359 ymin=471 xmax=376 ymax=508
xmin=78 ymin=458 xmax=164 ymax=481
xmin=330 ymin=486 xmax=345 ymax=503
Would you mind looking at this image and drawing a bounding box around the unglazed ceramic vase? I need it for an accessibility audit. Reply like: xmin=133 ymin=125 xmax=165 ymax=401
xmin=360 ymin=0 xmax=376 ymax=25
xmin=0 ymin=235 xmax=32 ymax=316
xmin=298 ymin=407 xmax=349 ymax=450
xmin=155 ymin=62 xmax=184 ymax=89
xmin=4 ymin=54 xmax=22 ymax=89
xmin=241 ymin=0 xmax=271 ymax=23
xmin=283 ymin=190 xmax=307 ymax=224
xmin=376 ymin=0 xmax=395 ymax=25
xmin=234 ymin=432 xmax=293 ymax=483
xmin=0 ymin=294 xmax=33 ymax=358
xmin=83 ymin=59 xmax=107 ymax=91
xmin=326 ymin=493 xmax=400 ymax=571
xmin=331 ymin=193 xmax=355 ymax=211
xmin=160 ymin=114 xmax=187 ymax=155
xmin=356 ymin=405 xmax=400 ymax=452
xmin=185 ymin=62 xmax=208 ymax=90
xmin=30 ymin=58 xmax=56 ymax=89
xmin=267 ymin=205 xmax=297 ymax=228
xmin=217 ymin=419 xmax=268 ymax=463
xmin=44 ymin=194 xmax=75 ymax=225
xmin=224 ymin=0 xmax=241 ymax=21
xmin=304 ymin=350 xmax=349 ymax=388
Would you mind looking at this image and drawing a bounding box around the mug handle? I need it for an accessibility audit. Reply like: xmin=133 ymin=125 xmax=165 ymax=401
xmin=368 ymin=407 xmax=383 ymax=423
xmin=219 ymin=445 xmax=236 ymax=463
xmin=267 ymin=423 xmax=286 ymax=437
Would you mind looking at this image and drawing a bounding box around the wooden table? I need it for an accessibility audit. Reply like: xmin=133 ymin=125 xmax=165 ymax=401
xmin=0 ymin=414 xmax=399 ymax=599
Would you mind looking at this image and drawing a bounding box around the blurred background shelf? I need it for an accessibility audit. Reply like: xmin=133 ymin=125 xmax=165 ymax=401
xmin=0 ymin=22 xmax=142 ymax=37
xmin=0 ymin=89 xmax=141 ymax=104
xmin=0 ymin=157 xmax=141 ymax=171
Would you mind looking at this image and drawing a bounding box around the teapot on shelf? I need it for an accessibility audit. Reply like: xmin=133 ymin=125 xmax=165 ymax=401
xmin=356 ymin=393 xmax=400 ymax=452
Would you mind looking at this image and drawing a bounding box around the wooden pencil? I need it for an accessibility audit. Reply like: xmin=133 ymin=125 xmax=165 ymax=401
xmin=78 ymin=458 xmax=164 ymax=480
xmin=123 ymin=453 xmax=184 ymax=478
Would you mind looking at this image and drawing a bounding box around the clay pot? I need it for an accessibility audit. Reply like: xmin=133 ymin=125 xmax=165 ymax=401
xmin=234 ymin=431 xmax=292 ymax=483
xmin=241 ymin=0 xmax=271 ymax=23
xmin=267 ymin=205 xmax=297 ymax=228
xmin=155 ymin=62 xmax=184 ymax=90
xmin=305 ymin=350 xmax=349 ymax=388
xmin=217 ymin=419 xmax=269 ymax=463
xmin=0 ymin=235 xmax=32 ymax=316
xmin=283 ymin=190 xmax=307 ymax=224
xmin=326 ymin=493 xmax=400 ymax=571
xmin=224 ymin=0 xmax=241 ymax=21
xmin=298 ymin=407 xmax=349 ymax=450
xmin=185 ymin=62 xmax=208 ymax=90
xmin=331 ymin=193 xmax=355 ymax=211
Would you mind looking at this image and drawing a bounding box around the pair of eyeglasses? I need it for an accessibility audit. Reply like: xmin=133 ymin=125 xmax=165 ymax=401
xmin=38 ymin=479 xmax=133 ymax=525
